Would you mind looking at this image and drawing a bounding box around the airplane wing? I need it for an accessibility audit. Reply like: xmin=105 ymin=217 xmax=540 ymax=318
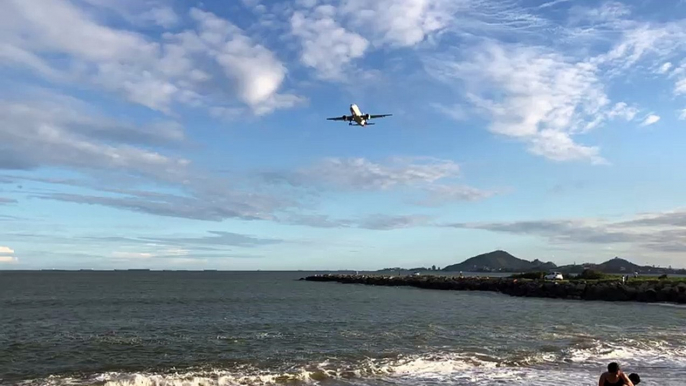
xmin=369 ymin=114 xmax=392 ymax=119
xmin=327 ymin=115 xmax=352 ymax=121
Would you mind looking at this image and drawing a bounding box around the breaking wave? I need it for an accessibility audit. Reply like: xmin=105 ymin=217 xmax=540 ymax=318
xmin=13 ymin=338 xmax=685 ymax=386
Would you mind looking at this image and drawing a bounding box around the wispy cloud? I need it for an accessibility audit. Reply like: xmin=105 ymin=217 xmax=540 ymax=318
xmin=356 ymin=214 xmax=432 ymax=230
xmin=268 ymin=156 xmax=461 ymax=190
xmin=277 ymin=213 xmax=353 ymax=229
xmin=110 ymin=249 xmax=214 ymax=265
xmin=262 ymin=156 xmax=495 ymax=206
xmin=425 ymin=41 xmax=631 ymax=164
xmin=419 ymin=0 xmax=686 ymax=165
xmin=37 ymin=189 xmax=290 ymax=222
xmin=78 ymin=0 xmax=180 ymax=29
xmin=0 ymin=91 xmax=190 ymax=181
xmin=278 ymin=212 xmax=433 ymax=231
xmin=142 ymin=231 xmax=284 ymax=248
xmin=340 ymin=0 xmax=456 ymax=48
xmin=0 ymin=87 xmax=305 ymax=222
xmin=537 ymin=0 xmax=572 ymax=10
xmin=444 ymin=208 xmax=686 ymax=256
xmin=416 ymin=185 xmax=499 ymax=206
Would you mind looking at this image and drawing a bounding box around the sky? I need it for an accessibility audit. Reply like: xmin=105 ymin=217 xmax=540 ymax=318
xmin=2 ymin=0 xmax=686 ymax=270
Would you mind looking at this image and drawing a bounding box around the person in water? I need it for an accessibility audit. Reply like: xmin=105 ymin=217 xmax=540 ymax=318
xmin=599 ymin=362 xmax=639 ymax=386
xmin=628 ymin=373 xmax=641 ymax=385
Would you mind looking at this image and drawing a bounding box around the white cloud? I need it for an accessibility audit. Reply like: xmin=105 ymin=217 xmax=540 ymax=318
xmin=340 ymin=0 xmax=456 ymax=47
xmin=290 ymin=6 xmax=369 ymax=80
xmin=606 ymin=102 xmax=638 ymax=121
xmin=528 ymin=130 xmax=605 ymax=165
xmin=658 ymin=62 xmax=673 ymax=74
xmin=425 ymin=41 xmax=627 ymax=164
xmin=173 ymin=7 xmax=305 ymax=115
xmin=675 ymin=77 xmax=686 ymax=95
xmin=679 ymin=109 xmax=686 ymax=120
xmin=640 ymin=114 xmax=661 ymax=126
xmin=0 ymin=245 xmax=17 ymax=263
xmin=0 ymin=1 xmax=301 ymax=116
xmin=188 ymin=8 xmax=280 ymax=105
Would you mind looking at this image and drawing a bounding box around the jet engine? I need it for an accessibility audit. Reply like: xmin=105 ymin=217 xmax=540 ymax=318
xmin=364 ymin=114 xmax=370 ymax=120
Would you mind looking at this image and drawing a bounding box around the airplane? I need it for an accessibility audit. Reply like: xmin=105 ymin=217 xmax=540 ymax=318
xmin=326 ymin=104 xmax=392 ymax=126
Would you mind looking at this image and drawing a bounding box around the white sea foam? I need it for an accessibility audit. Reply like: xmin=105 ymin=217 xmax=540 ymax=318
xmin=13 ymin=338 xmax=685 ymax=386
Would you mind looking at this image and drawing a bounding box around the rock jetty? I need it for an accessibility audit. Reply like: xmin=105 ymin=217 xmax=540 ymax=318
xmin=301 ymin=274 xmax=686 ymax=304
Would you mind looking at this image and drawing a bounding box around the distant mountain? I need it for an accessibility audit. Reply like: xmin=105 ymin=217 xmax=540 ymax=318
xmin=557 ymin=257 xmax=686 ymax=275
xmin=376 ymin=254 xmax=686 ymax=275
xmin=442 ymin=250 xmax=557 ymax=272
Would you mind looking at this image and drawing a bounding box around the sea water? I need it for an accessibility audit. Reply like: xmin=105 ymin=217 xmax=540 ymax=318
xmin=1 ymin=271 xmax=684 ymax=385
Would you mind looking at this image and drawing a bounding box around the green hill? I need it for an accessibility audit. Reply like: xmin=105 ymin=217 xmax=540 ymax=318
xmin=442 ymin=250 xmax=557 ymax=272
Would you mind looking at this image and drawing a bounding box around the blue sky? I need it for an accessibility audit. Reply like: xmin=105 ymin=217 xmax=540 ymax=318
xmin=2 ymin=0 xmax=686 ymax=270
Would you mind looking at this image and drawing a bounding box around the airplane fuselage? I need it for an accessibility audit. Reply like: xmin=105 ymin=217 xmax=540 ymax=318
xmin=350 ymin=104 xmax=368 ymax=126
xmin=326 ymin=103 xmax=390 ymax=126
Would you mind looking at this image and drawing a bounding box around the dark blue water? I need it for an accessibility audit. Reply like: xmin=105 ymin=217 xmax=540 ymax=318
xmin=1 ymin=271 xmax=684 ymax=385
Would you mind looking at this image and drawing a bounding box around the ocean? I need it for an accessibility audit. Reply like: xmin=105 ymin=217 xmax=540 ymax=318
xmin=1 ymin=271 xmax=684 ymax=385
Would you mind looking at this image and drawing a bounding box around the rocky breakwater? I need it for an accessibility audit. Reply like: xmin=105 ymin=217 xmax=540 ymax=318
xmin=301 ymin=274 xmax=686 ymax=304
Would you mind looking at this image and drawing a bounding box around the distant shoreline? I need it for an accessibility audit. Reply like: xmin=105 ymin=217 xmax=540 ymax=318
xmin=1 ymin=270 xmax=685 ymax=278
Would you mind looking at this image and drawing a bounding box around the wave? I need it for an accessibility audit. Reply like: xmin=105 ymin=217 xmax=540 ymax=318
xmin=12 ymin=338 xmax=685 ymax=386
